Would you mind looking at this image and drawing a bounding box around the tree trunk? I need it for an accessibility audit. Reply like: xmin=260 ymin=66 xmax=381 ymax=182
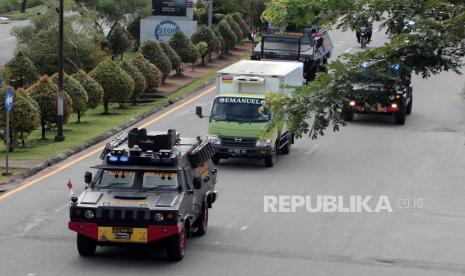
xmin=77 ymin=112 xmax=81 ymax=123
xmin=103 ymin=101 xmax=109 ymax=114
xmin=20 ymin=132 xmax=25 ymax=147
xmin=20 ymin=0 xmax=27 ymax=13
xmin=41 ymin=119 xmax=46 ymax=140
xmin=201 ymin=55 xmax=206 ymax=65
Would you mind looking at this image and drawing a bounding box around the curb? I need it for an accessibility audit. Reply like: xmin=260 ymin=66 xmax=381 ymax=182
xmin=0 ymin=77 xmax=217 ymax=188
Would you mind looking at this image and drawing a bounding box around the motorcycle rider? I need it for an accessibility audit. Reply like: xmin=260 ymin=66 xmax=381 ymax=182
xmin=353 ymin=14 xmax=373 ymax=43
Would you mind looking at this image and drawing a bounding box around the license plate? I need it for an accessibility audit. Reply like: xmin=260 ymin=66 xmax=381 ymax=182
xmin=98 ymin=227 xmax=147 ymax=243
xmin=229 ymin=148 xmax=246 ymax=154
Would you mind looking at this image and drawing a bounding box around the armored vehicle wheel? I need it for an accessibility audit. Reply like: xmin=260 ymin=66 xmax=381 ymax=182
xmin=194 ymin=204 xmax=208 ymax=236
xmin=395 ymin=100 xmax=407 ymax=125
xmin=211 ymin=154 xmax=220 ymax=164
xmin=264 ymin=148 xmax=276 ymax=167
xmin=342 ymin=108 xmax=354 ymax=122
xmin=406 ymin=95 xmax=413 ymax=115
xmin=166 ymin=224 xmax=186 ymax=261
xmin=77 ymin=234 xmax=96 ymax=256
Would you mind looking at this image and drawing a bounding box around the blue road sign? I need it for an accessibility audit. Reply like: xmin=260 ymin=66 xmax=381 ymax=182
xmin=5 ymin=88 xmax=13 ymax=111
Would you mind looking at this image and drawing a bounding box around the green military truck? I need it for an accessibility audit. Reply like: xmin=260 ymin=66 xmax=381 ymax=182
xmin=196 ymin=60 xmax=304 ymax=167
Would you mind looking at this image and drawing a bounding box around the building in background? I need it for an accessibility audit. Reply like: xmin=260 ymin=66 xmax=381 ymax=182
xmin=141 ymin=0 xmax=197 ymax=43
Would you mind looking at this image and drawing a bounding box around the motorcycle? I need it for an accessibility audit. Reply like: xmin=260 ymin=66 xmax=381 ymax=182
xmin=358 ymin=27 xmax=370 ymax=48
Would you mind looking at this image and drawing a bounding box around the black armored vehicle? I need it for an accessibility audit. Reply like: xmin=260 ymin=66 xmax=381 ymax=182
xmin=68 ymin=128 xmax=218 ymax=261
xmin=251 ymin=25 xmax=333 ymax=82
xmin=343 ymin=61 xmax=413 ymax=125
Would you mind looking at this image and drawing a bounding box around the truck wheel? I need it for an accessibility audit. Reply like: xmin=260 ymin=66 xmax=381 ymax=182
xmin=395 ymin=101 xmax=407 ymax=125
xmin=194 ymin=204 xmax=208 ymax=236
xmin=77 ymin=234 xmax=96 ymax=256
xmin=166 ymin=224 xmax=186 ymax=261
xmin=406 ymin=95 xmax=413 ymax=115
xmin=264 ymin=149 xmax=276 ymax=167
xmin=211 ymin=154 xmax=220 ymax=165
xmin=342 ymin=108 xmax=354 ymax=122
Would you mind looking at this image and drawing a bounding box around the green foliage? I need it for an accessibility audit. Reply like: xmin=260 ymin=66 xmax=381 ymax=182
xmin=108 ymin=23 xmax=132 ymax=59
xmin=27 ymin=76 xmax=72 ymax=139
xmin=193 ymin=0 xmax=208 ymax=25
xmin=191 ymin=25 xmax=221 ymax=55
xmin=120 ymin=60 xmax=146 ymax=105
xmin=4 ymin=51 xmax=38 ymax=89
xmin=0 ymin=88 xmax=40 ymax=150
xmin=216 ymin=19 xmax=237 ymax=53
xmin=51 ymin=73 xmax=89 ymax=122
xmin=90 ymin=59 xmax=134 ymax=113
xmin=131 ymin=53 xmax=162 ymax=92
xmin=232 ymin=13 xmax=249 ymax=35
xmin=225 ymin=15 xmax=243 ymax=40
xmin=127 ymin=16 xmax=141 ymax=49
xmin=141 ymin=41 xmax=173 ymax=82
xmin=169 ymin=31 xmax=199 ymax=64
xmin=196 ymin=42 xmax=209 ymax=64
xmin=213 ymin=28 xmax=225 ymax=53
xmin=160 ymin=42 xmax=182 ymax=73
xmin=12 ymin=13 xmax=106 ymax=75
xmin=72 ymin=70 xmax=103 ymax=109
xmin=0 ymin=0 xmax=43 ymax=13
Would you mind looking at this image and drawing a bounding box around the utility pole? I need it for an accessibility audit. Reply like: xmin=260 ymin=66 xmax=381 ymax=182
xmin=55 ymin=0 xmax=65 ymax=142
xmin=207 ymin=0 xmax=213 ymax=62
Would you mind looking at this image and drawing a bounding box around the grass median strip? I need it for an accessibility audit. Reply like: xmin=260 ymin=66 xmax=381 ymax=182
xmin=0 ymin=5 xmax=47 ymax=20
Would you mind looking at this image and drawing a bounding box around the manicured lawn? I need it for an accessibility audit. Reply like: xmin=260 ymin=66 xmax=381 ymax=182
xmin=0 ymin=168 xmax=27 ymax=183
xmin=0 ymin=5 xmax=46 ymax=20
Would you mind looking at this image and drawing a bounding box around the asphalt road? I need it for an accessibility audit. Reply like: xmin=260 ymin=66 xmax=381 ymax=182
xmin=0 ymin=20 xmax=29 ymax=67
xmin=1 ymin=26 xmax=465 ymax=276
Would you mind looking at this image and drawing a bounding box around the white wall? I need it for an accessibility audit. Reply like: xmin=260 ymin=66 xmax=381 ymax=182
xmin=140 ymin=16 xmax=198 ymax=43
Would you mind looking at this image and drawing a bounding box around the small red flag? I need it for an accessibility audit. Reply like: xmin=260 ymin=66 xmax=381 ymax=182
xmin=67 ymin=179 xmax=73 ymax=189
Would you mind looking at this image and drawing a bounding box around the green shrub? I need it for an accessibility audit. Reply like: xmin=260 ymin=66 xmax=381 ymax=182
xmin=217 ymin=19 xmax=237 ymax=53
xmin=72 ymin=70 xmax=104 ymax=109
xmin=160 ymin=42 xmax=182 ymax=74
xmin=51 ymin=73 xmax=89 ymax=123
xmin=120 ymin=60 xmax=146 ymax=105
xmin=131 ymin=53 xmax=162 ymax=92
xmin=191 ymin=26 xmax=221 ymax=57
xmin=226 ymin=15 xmax=243 ymax=40
xmin=108 ymin=23 xmax=132 ymax=59
xmin=27 ymin=75 xmax=73 ymax=139
xmin=196 ymin=42 xmax=208 ymax=65
xmin=141 ymin=41 xmax=172 ymax=82
xmin=232 ymin=13 xmax=249 ymax=36
xmin=0 ymin=87 xmax=40 ymax=150
xmin=213 ymin=28 xmax=225 ymax=54
xmin=4 ymin=51 xmax=39 ymax=89
xmin=90 ymin=59 xmax=135 ymax=113
xmin=169 ymin=31 xmax=199 ymax=65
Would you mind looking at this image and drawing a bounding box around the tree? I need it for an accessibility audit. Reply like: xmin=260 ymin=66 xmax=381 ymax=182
xmin=196 ymin=42 xmax=209 ymax=65
xmin=0 ymin=88 xmax=40 ymax=150
xmin=12 ymin=13 xmax=106 ymax=75
xmin=4 ymin=51 xmax=39 ymax=89
xmin=169 ymin=31 xmax=199 ymax=66
xmin=225 ymin=15 xmax=244 ymax=40
xmin=263 ymin=0 xmax=465 ymax=139
xmin=108 ymin=23 xmax=132 ymax=60
xmin=127 ymin=16 xmax=142 ymax=50
xmin=191 ymin=26 xmax=221 ymax=58
xmin=141 ymin=41 xmax=173 ymax=83
xmin=72 ymin=70 xmax=104 ymax=109
xmin=232 ymin=13 xmax=249 ymax=35
xmin=213 ymin=28 xmax=225 ymax=56
xmin=160 ymin=42 xmax=182 ymax=75
xmin=216 ymin=19 xmax=237 ymax=53
xmin=51 ymin=73 xmax=89 ymax=123
xmin=131 ymin=53 xmax=162 ymax=92
xmin=90 ymin=59 xmax=134 ymax=113
xmin=120 ymin=60 xmax=146 ymax=105
xmin=27 ymin=76 xmax=73 ymax=139
xmin=20 ymin=0 xmax=27 ymax=13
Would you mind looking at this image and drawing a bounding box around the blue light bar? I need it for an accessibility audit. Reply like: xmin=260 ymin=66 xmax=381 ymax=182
xmin=108 ymin=156 xmax=118 ymax=162
xmin=119 ymin=156 xmax=129 ymax=162
xmin=361 ymin=62 xmax=369 ymax=69
xmin=390 ymin=64 xmax=400 ymax=74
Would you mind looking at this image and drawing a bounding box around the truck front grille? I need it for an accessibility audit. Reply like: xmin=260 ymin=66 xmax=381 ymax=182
xmin=96 ymin=207 xmax=150 ymax=227
xmin=221 ymin=137 xmax=257 ymax=147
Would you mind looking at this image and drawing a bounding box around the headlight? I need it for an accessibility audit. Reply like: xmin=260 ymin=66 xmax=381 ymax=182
xmin=84 ymin=210 xmax=95 ymax=220
xmin=154 ymin=213 xmax=164 ymax=222
xmin=256 ymin=138 xmax=273 ymax=147
xmin=208 ymin=135 xmax=221 ymax=145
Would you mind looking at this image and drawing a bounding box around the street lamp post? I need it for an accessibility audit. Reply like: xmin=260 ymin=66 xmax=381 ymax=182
xmin=55 ymin=0 xmax=65 ymax=141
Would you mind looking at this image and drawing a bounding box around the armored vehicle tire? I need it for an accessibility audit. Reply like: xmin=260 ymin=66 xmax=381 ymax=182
xmin=342 ymin=108 xmax=354 ymax=122
xmin=264 ymin=149 xmax=276 ymax=167
xmin=77 ymin=234 xmax=96 ymax=256
xmin=395 ymin=101 xmax=407 ymax=125
xmin=406 ymin=95 xmax=413 ymax=115
xmin=194 ymin=203 xmax=208 ymax=236
xmin=166 ymin=224 xmax=186 ymax=261
xmin=211 ymin=154 xmax=220 ymax=165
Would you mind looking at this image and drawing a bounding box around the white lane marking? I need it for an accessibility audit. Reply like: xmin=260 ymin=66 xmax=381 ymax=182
xmin=240 ymin=225 xmax=248 ymax=231
xmin=344 ymin=47 xmax=352 ymax=53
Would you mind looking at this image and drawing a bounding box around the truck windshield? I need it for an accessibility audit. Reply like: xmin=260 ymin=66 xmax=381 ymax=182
xmin=211 ymin=97 xmax=271 ymax=123
xmin=97 ymin=170 xmax=136 ymax=189
xmin=142 ymin=172 xmax=178 ymax=190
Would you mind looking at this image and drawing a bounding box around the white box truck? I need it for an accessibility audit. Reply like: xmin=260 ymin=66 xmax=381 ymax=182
xmin=196 ymin=60 xmax=304 ymax=167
